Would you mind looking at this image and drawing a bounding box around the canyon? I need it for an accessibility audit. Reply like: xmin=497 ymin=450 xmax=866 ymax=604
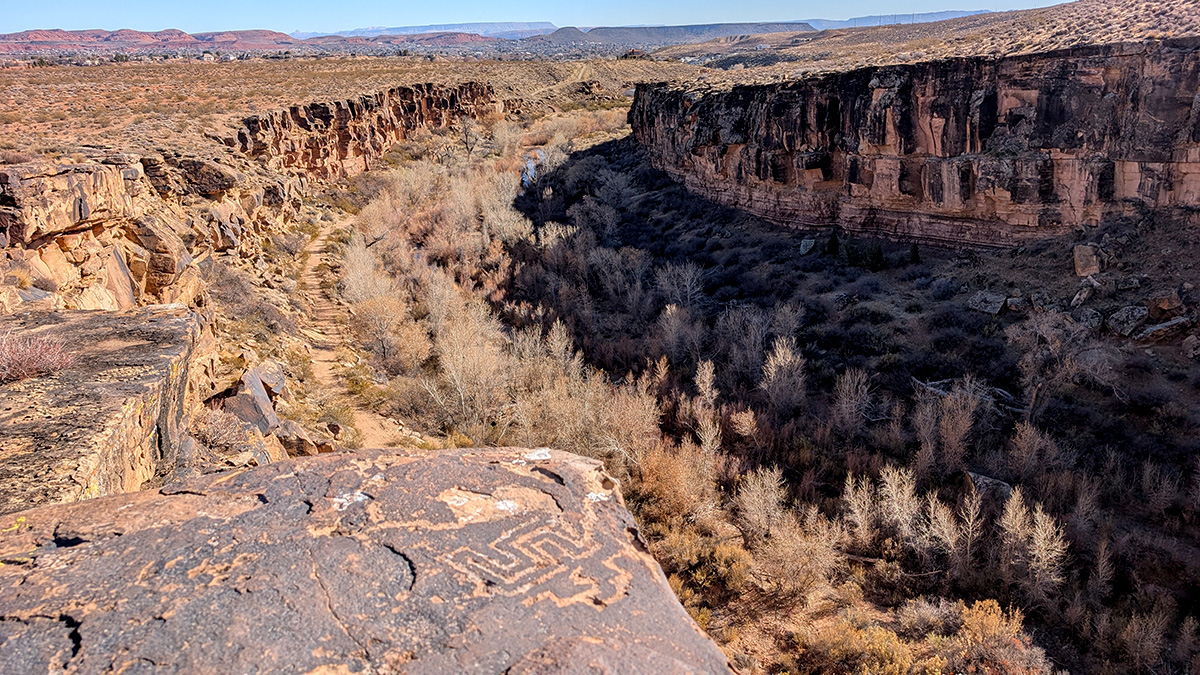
xmin=631 ymin=38 xmax=1200 ymax=247
xmin=3 ymin=21 xmax=1200 ymax=671
xmin=0 ymin=71 xmax=734 ymax=671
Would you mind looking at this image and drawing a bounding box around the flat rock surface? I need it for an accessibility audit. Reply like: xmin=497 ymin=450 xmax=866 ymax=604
xmin=0 ymin=448 xmax=731 ymax=674
xmin=0 ymin=306 xmax=199 ymax=515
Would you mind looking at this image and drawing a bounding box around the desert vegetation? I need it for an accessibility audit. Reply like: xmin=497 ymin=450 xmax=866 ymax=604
xmin=0 ymin=58 xmax=697 ymax=155
xmin=302 ymin=99 xmax=1200 ymax=673
xmin=0 ymin=330 xmax=76 ymax=383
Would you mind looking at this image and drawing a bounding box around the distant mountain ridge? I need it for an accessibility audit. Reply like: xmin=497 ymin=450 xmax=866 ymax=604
xmin=292 ymin=22 xmax=558 ymax=39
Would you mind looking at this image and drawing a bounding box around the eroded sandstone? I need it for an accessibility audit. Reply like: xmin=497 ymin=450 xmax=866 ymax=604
xmin=233 ymin=82 xmax=501 ymax=178
xmin=0 ymin=306 xmax=202 ymax=515
xmin=631 ymin=38 xmax=1200 ymax=247
xmin=0 ymin=447 xmax=731 ymax=674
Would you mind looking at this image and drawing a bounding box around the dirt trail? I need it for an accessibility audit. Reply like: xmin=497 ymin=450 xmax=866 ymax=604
xmin=299 ymin=225 xmax=405 ymax=449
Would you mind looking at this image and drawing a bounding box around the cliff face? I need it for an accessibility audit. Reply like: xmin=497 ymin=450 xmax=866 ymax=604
xmin=631 ymin=39 xmax=1200 ymax=246
xmin=0 ymin=82 xmax=497 ymax=314
xmin=0 ymin=448 xmax=731 ymax=673
xmin=0 ymin=306 xmax=202 ymax=515
xmin=233 ymin=82 xmax=500 ymax=178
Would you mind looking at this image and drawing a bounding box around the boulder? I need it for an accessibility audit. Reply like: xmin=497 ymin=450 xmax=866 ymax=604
xmin=1135 ymin=317 xmax=1193 ymax=343
xmin=1107 ymin=305 xmax=1150 ymax=337
xmin=798 ymin=238 xmax=816 ymax=255
xmin=222 ymin=369 xmax=280 ymax=434
xmin=1006 ymin=296 xmax=1030 ymax=313
xmin=121 ymin=215 xmax=192 ymax=295
xmin=967 ymin=290 xmax=1006 ymax=315
xmin=1075 ymin=308 xmax=1104 ymax=332
xmin=177 ymin=158 xmax=245 ymax=197
xmin=275 ymin=419 xmax=320 ymax=456
xmin=0 ymin=448 xmax=730 ymax=674
xmin=1184 ymin=334 xmax=1200 ymax=360
xmin=102 ymin=247 xmax=138 ymax=309
xmin=1073 ymin=245 xmax=1101 ymax=277
xmin=1147 ymin=288 xmax=1184 ymax=318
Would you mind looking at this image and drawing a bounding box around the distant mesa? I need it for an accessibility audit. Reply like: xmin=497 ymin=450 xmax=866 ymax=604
xmin=798 ymin=10 xmax=991 ymax=31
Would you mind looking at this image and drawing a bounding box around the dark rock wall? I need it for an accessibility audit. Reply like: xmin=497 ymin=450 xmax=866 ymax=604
xmin=631 ymin=39 xmax=1200 ymax=247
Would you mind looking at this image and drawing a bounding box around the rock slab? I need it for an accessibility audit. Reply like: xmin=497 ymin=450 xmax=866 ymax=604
xmin=0 ymin=448 xmax=731 ymax=674
xmin=0 ymin=306 xmax=200 ymax=515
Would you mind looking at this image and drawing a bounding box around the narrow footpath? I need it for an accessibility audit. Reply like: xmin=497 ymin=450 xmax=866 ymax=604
xmin=298 ymin=225 xmax=405 ymax=448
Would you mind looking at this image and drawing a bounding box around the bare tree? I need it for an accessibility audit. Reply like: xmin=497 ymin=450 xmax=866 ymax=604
xmin=456 ymin=117 xmax=482 ymax=157
xmin=832 ymin=368 xmax=871 ymax=437
xmin=760 ymin=337 xmax=807 ymax=415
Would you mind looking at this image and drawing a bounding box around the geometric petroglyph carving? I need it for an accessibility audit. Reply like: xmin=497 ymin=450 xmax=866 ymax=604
xmin=442 ymin=507 xmax=634 ymax=610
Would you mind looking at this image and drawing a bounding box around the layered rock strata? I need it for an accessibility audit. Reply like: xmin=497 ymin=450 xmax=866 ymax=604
xmin=0 ymin=447 xmax=731 ymax=674
xmin=1 ymin=81 xmax=497 ymax=315
xmin=0 ymin=306 xmax=202 ymax=515
xmin=631 ymin=38 xmax=1200 ymax=247
xmin=232 ymin=82 xmax=500 ymax=178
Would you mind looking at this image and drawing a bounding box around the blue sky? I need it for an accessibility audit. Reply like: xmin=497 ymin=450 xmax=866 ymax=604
xmin=1 ymin=0 xmax=1064 ymax=34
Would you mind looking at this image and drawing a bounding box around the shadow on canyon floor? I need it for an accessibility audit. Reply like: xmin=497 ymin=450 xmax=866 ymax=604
xmin=510 ymin=137 xmax=1200 ymax=468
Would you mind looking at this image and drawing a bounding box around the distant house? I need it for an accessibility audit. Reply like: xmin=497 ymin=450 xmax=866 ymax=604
xmin=200 ymin=53 xmax=216 ymax=62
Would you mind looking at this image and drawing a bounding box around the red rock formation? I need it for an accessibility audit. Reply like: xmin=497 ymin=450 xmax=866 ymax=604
xmin=0 ymin=448 xmax=732 ymax=673
xmin=0 ymin=82 xmax=498 ymax=313
xmin=234 ymin=82 xmax=500 ymax=178
xmin=631 ymin=38 xmax=1200 ymax=247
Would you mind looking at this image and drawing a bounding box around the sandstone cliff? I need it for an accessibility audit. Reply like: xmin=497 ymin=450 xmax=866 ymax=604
xmin=1 ymin=81 xmax=498 ymax=315
xmin=631 ymin=38 xmax=1200 ymax=247
xmin=232 ymin=82 xmax=501 ymax=178
xmin=0 ymin=448 xmax=731 ymax=673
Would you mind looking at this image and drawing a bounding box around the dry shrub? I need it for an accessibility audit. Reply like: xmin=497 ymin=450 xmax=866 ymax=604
xmin=341 ymin=238 xmax=395 ymax=303
xmin=938 ymin=377 xmax=981 ymax=472
xmin=0 ymin=331 xmax=77 ymax=383
xmin=879 ymin=465 xmax=922 ymax=544
xmin=939 ymin=600 xmax=1052 ymax=674
xmin=0 ymin=149 xmax=35 ymax=164
xmin=832 ymin=368 xmax=871 ymax=437
xmin=639 ymin=441 xmax=719 ymax=525
xmin=896 ymin=597 xmax=964 ymax=639
xmin=760 ymin=337 xmax=807 ymax=415
xmin=191 ymin=407 xmax=252 ymax=451
xmin=798 ymin=618 xmax=939 ymax=675
xmin=752 ymin=507 xmax=845 ymax=599
xmin=1008 ymin=421 xmax=1059 ymax=481
xmin=424 ymin=302 xmax=507 ymax=437
xmin=734 ymin=465 xmax=786 ymax=546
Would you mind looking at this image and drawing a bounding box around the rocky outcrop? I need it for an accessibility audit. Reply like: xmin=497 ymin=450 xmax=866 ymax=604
xmin=631 ymin=38 xmax=1200 ymax=247
xmin=0 ymin=151 xmax=302 ymax=315
xmin=0 ymin=82 xmax=499 ymax=315
xmin=0 ymin=306 xmax=204 ymax=515
xmin=232 ymin=82 xmax=500 ymax=178
xmin=0 ymin=447 xmax=731 ymax=674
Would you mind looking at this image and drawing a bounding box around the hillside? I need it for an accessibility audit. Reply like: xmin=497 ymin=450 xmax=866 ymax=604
xmin=295 ymin=21 xmax=558 ymax=39
xmin=659 ymin=0 xmax=1200 ymax=76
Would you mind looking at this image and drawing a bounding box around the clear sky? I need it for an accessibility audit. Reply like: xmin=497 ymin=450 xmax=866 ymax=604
xmin=1 ymin=0 xmax=1065 ymax=34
